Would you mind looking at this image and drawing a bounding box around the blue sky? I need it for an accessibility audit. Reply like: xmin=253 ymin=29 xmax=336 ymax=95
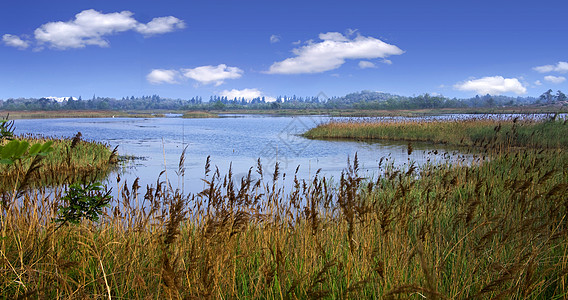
xmin=1 ymin=0 xmax=567 ymax=101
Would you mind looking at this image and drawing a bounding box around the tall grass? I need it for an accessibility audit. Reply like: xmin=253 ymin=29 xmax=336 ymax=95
xmin=0 ymin=133 xmax=117 ymax=190
xmin=304 ymin=115 xmax=568 ymax=149
xmin=1 ymin=117 xmax=567 ymax=298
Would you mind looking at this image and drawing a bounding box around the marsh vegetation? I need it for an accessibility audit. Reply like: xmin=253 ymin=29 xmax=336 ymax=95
xmin=1 ymin=115 xmax=567 ymax=298
xmin=1 ymin=132 xmax=118 ymax=191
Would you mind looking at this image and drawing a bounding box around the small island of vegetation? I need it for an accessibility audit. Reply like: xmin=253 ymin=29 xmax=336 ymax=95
xmin=1 ymin=119 xmax=119 ymax=191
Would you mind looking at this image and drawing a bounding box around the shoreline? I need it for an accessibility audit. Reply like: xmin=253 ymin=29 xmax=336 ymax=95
xmin=2 ymin=105 xmax=566 ymax=119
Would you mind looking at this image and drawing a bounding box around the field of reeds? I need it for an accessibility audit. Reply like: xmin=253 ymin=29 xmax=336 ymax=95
xmin=1 ymin=116 xmax=568 ymax=298
xmin=182 ymin=111 xmax=220 ymax=118
xmin=0 ymin=132 xmax=118 ymax=190
xmin=304 ymin=114 xmax=568 ymax=149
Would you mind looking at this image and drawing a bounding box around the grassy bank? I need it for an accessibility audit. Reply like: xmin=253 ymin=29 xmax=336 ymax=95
xmin=215 ymin=106 xmax=568 ymax=117
xmin=1 ymin=117 xmax=568 ymax=298
xmin=182 ymin=111 xmax=219 ymax=118
xmin=304 ymin=116 xmax=568 ymax=149
xmin=2 ymin=110 xmax=161 ymax=119
xmin=3 ymin=105 xmax=566 ymax=119
xmin=0 ymin=133 xmax=118 ymax=190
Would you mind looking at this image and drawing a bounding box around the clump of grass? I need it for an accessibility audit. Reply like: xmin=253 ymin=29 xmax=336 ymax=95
xmin=1 ymin=115 xmax=568 ymax=298
xmin=182 ymin=111 xmax=219 ymax=118
xmin=0 ymin=133 xmax=118 ymax=190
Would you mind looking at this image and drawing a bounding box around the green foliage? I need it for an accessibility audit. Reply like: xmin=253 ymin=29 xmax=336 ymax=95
xmin=54 ymin=182 xmax=111 ymax=225
xmin=1 ymin=119 xmax=15 ymax=140
xmin=2 ymin=88 xmax=560 ymax=112
xmin=0 ymin=139 xmax=53 ymax=165
xmin=0 ymin=117 xmax=54 ymax=165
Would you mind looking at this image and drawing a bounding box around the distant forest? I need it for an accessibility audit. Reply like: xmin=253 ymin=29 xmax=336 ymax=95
xmin=0 ymin=89 xmax=566 ymax=111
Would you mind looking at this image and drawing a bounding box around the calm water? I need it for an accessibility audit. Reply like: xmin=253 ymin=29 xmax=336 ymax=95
xmin=14 ymin=115 xmax=473 ymax=193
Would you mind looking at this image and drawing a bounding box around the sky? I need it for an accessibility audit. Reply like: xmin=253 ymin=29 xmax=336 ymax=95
xmin=1 ymin=0 xmax=567 ymax=101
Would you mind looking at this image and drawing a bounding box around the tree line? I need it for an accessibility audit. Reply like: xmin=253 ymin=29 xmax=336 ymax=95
xmin=0 ymin=90 xmax=564 ymax=111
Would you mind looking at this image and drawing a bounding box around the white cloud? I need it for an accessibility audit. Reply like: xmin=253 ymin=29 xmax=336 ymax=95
xmin=544 ymin=75 xmax=566 ymax=84
xmin=534 ymin=80 xmax=542 ymax=86
xmin=135 ymin=16 xmax=185 ymax=35
xmin=358 ymin=61 xmax=376 ymax=69
xmin=181 ymin=64 xmax=243 ymax=86
xmin=292 ymin=40 xmax=301 ymax=45
xmin=270 ymin=34 xmax=280 ymax=43
xmin=533 ymin=61 xmax=568 ymax=73
xmin=454 ymin=76 xmax=527 ymax=95
xmin=346 ymin=28 xmax=358 ymax=36
xmin=318 ymin=32 xmax=349 ymax=42
xmin=2 ymin=34 xmax=29 ymax=49
xmin=219 ymin=88 xmax=274 ymax=101
xmin=382 ymin=59 xmax=392 ymax=65
xmin=266 ymin=32 xmax=404 ymax=74
xmin=147 ymin=69 xmax=180 ymax=84
xmin=31 ymin=9 xmax=184 ymax=49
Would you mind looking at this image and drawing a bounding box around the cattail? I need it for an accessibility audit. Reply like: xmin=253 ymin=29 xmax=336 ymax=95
xmin=70 ymin=132 xmax=82 ymax=149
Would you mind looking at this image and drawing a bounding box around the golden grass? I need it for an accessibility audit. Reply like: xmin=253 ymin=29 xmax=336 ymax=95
xmin=1 ymin=117 xmax=568 ymax=298
xmin=304 ymin=115 xmax=568 ymax=149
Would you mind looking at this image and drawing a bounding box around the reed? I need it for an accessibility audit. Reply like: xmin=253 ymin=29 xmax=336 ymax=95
xmin=304 ymin=115 xmax=568 ymax=149
xmin=1 ymin=116 xmax=567 ymax=298
xmin=0 ymin=133 xmax=117 ymax=190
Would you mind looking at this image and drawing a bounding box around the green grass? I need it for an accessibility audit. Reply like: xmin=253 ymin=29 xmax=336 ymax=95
xmin=0 ymin=134 xmax=117 ymax=190
xmin=1 ymin=116 xmax=568 ymax=298
xmin=182 ymin=111 xmax=219 ymax=118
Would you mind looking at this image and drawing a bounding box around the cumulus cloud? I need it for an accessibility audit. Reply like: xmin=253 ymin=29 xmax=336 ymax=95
xmin=181 ymin=64 xmax=243 ymax=86
xmin=454 ymin=76 xmax=527 ymax=95
xmin=533 ymin=61 xmax=568 ymax=73
xmin=136 ymin=16 xmax=186 ymax=35
xmin=534 ymin=80 xmax=542 ymax=86
xmin=147 ymin=69 xmax=180 ymax=84
xmin=270 ymin=34 xmax=280 ymax=43
xmin=358 ymin=61 xmax=376 ymax=69
xmin=544 ymin=75 xmax=566 ymax=84
xmin=266 ymin=32 xmax=404 ymax=74
xmin=2 ymin=34 xmax=29 ymax=49
xmin=30 ymin=9 xmax=184 ymax=49
xmin=219 ymin=88 xmax=274 ymax=101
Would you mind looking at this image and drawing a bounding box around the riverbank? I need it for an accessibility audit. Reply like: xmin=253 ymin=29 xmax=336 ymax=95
xmin=304 ymin=116 xmax=568 ymax=149
xmin=2 ymin=110 xmax=161 ymax=119
xmin=2 ymin=104 xmax=566 ymax=119
xmin=182 ymin=111 xmax=219 ymax=118
xmin=0 ymin=134 xmax=118 ymax=189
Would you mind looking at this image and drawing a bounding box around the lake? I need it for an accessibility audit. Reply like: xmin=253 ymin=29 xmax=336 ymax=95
xmin=14 ymin=115 xmax=474 ymax=193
